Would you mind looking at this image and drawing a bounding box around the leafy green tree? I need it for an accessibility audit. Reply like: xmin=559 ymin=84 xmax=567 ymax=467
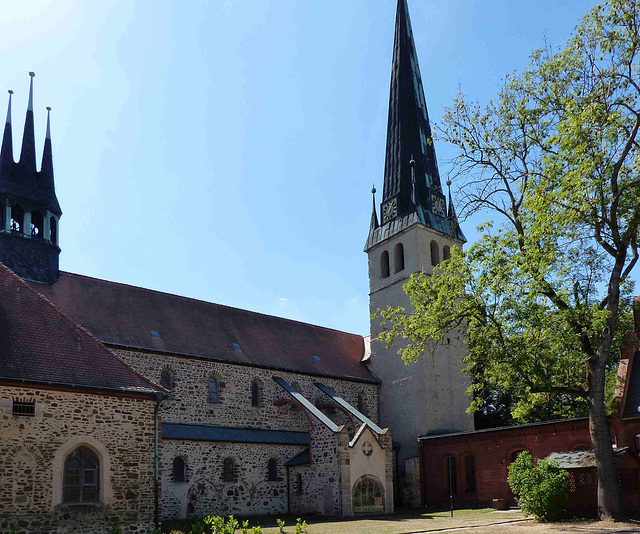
xmin=507 ymin=451 xmax=571 ymax=521
xmin=378 ymin=0 xmax=639 ymax=520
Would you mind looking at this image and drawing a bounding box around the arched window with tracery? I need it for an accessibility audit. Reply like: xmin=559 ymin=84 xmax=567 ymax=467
xmin=352 ymin=476 xmax=384 ymax=514
xmin=380 ymin=251 xmax=390 ymax=278
xmin=63 ymin=446 xmax=99 ymax=503
xmin=393 ymin=243 xmax=404 ymax=273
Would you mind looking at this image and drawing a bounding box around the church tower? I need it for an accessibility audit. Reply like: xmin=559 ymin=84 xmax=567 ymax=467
xmin=0 ymin=73 xmax=61 ymax=284
xmin=365 ymin=0 xmax=473 ymax=474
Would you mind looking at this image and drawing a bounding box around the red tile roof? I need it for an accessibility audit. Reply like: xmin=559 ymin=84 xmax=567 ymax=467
xmin=0 ymin=262 xmax=164 ymax=394
xmin=30 ymin=272 xmax=375 ymax=383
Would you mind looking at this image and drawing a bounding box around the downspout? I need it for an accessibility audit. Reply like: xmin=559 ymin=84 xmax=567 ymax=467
xmin=154 ymin=392 xmax=164 ymax=528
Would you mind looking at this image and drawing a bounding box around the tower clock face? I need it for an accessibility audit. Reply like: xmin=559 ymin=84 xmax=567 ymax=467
xmin=382 ymin=198 xmax=398 ymax=223
xmin=431 ymin=194 xmax=446 ymax=218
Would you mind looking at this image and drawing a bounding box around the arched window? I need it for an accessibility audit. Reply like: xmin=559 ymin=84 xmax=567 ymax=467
xmin=160 ymin=369 xmax=174 ymax=391
xmin=63 ymin=446 xmax=99 ymax=503
xmin=268 ymin=459 xmax=278 ymax=481
xmin=31 ymin=211 xmax=44 ymax=238
xmin=223 ymin=458 xmax=235 ymax=482
xmin=510 ymin=449 xmax=526 ymax=463
xmin=10 ymin=204 xmax=24 ymax=233
xmin=443 ymin=245 xmax=451 ymax=261
xmin=187 ymin=502 xmax=195 ymax=516
xmin=50 ymin=216 xmax=57 ymax=244
xmin=251 ymin=379 xmax=261 ymax=407
xmin=393 ymin=243 xmax=404 ymax=273
xmin=352 ymin=476 xmax=384 ymax=514
xmin=464 ymin=455 xmax=476 ymax=493
xmin=357 ymin=394 xmax=367 ymax=416
xmin=296 ymin=473 xmax=303 ymax=494
xmin=380 ymin=251 xmax=390 ymax=278
xmin=430 ymin=240 xmax=440 ymax=266
xmin=173 ymin=456 xmax=186 ymax=483
xmin=208 ymin=376 xmax=219 ymax=403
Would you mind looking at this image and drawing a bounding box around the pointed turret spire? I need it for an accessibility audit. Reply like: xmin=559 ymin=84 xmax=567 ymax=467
xmin=370 ymin=185 xmax=379 ymax=231
xmin=41 ymin=106 xmax=54 ymax=188
xmin=19 ymin=72 xmax=36 ymax=171
xmin=0 ymin=90 xmax=14 ymax=171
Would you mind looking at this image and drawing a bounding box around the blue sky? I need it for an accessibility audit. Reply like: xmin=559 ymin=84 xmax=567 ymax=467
xmin=0 ymin=0 xmax=613 ymax=335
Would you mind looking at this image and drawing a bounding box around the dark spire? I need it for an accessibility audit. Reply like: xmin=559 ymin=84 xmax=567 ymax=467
xmin=0 ymin=90 xmax=13 ymax=172
xmin=370 ymin=185 xmax=379 ymax=231
xmin=19 ymin=72 xmax=37 ymax=173
xmin=382 ymin=0 xmax=442 ymax=218
xmin=40 ymin=106 xmax=54 ymax=187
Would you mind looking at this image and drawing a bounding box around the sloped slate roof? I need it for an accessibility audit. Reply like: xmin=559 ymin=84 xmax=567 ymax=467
xmin=0 ymin=262 xmax=163 ymax=394
xmin=162 ymin=423 xmax=308 ymax=445
xmin=31 ymin=272 xmax=375 ymax=383
xmin=285 ymin=448 xmax=310 ymax=467
xmin=547 ymin=448 xmax=629 ymax=469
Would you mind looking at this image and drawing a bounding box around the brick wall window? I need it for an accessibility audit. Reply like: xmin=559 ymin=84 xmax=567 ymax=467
xmin=223 ymin=458 xmax=235 ymax=482
xmin=12 ymin=398 xmax=35 ymax=416
xmin=63 ymin=446 xmax=99 ymax=503
xmin=464 ymin=455 xmax=476 ymax=493
xmin=445 ymin=456 xmax=457 ymax=495
xmin=173 ymin=456 xmax=186 ymax=483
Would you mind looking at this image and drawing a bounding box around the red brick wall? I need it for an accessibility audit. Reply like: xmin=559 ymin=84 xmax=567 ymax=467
xmin=419 ymin=417 xmax=640 ymax=508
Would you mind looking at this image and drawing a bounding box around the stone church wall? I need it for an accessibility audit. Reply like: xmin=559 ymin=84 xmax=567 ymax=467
xmin=115 ymin=349 xmax=379 ymax=430
xmin=0 ymin=384 xmax=156 ymax=534
xmin=161 ymin=439 xmax=306 ymax=519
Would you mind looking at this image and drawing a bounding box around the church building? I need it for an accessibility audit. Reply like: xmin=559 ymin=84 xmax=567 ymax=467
xmin=0 ymin=1 xmax=470 ymax=532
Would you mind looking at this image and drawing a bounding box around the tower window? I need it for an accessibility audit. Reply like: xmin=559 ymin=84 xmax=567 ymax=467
xmin=31 ymin=211 xmax=44 ymax=238
xmin=443 ymin=245 xmax=451 ymax=261
xmin=50 ymin=216 xmax=57 ymax=244
xmin=393 ymin=243 xmax=404 ymax=273
xmin=380 ymin=251 xmax=390 ymax=278
xmin=10 ymin=204 xmax=24 ymax=233
xmin=430 ymin=240 xmax=440 ymax=266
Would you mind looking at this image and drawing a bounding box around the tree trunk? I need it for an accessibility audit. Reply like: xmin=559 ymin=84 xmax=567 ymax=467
xmin=589 ymin=341 xmax=623 ymax=520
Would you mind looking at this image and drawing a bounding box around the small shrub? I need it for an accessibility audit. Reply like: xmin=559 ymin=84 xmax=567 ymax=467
xmin=9 ymin=525 xmax=19 ymax=534
xmin=276 ymin=519 xmax=285 ymax=533
xmin=108 ymin=519 xmax=122 ymax=534
xmin=241 ymin=520 xmax=250 ymax=534
xmin=294 ymin=518 xmax=308 ymax=534
xmin=251 ymin=527 xmax=262 ymax=534
xmin=507 ymin=450 xmax=571 ymax=521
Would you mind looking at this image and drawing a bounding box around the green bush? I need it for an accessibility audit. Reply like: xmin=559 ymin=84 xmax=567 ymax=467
xmin=507 ymin=451 xmax=571 ymax=521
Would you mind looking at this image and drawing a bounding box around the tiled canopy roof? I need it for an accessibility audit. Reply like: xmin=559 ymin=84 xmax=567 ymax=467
xmin=31 ymin=272 xmax=375 ymax=383
xmin=0 ymin=262 xmax=163 ymax=394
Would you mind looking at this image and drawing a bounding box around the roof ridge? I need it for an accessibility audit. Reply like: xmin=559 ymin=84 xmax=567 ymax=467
xmin=55 ymin=270 xmax=364 ymax=338
xmin=1 ymin=262 xmax=166 ymax=394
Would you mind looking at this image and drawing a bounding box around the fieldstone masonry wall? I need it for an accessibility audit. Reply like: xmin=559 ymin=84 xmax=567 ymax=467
xmin=0 ymin=385 xmax=156 ymax=534
xmin=114 ymin=349 xmax=378 ymax=431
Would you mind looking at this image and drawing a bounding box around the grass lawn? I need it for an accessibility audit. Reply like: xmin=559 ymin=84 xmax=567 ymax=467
xmin=164 ymin=508 xmax=527 ymax=534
